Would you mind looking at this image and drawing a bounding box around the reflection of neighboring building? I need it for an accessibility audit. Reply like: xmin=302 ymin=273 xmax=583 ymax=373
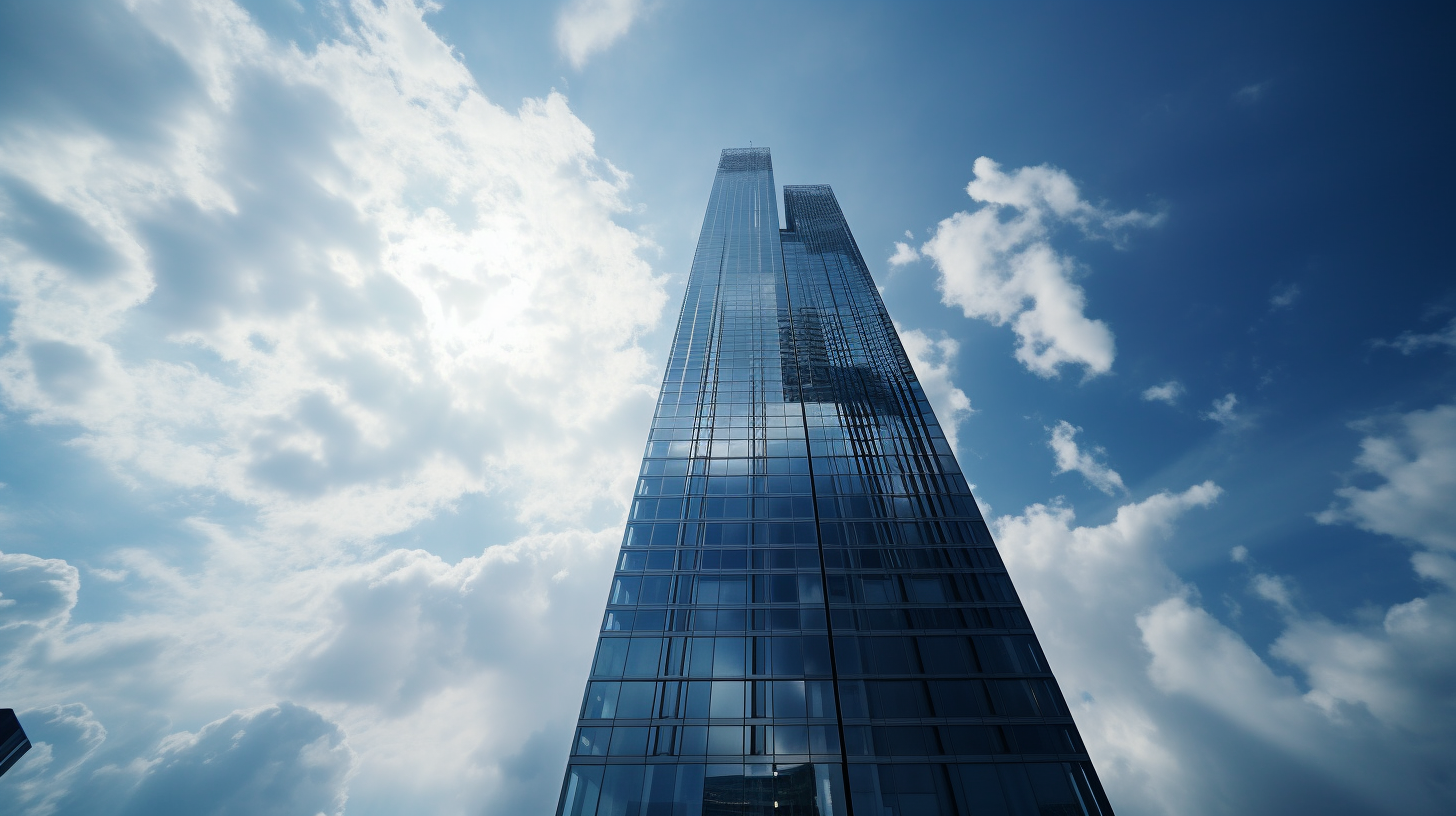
xmin=1 ymin=709 xmax=30 ymax=779
xmin=703 ymin=762 xmax=817 ymax=815
xmin=555 ymin=148 xmax=1116 ymax=816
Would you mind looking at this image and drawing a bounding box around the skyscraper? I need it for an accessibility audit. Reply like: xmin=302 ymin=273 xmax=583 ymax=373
xmin=556 ymin=148 xmax=1114 ymax=816
xmin=0 ymin=709 xmax=30 ymax=779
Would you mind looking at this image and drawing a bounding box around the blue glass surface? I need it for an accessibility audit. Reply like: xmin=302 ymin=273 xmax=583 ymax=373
xmin=557 ymin=149 xmax=1115 ymax=816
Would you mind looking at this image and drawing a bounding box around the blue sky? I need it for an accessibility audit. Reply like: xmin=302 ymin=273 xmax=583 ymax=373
xmin=0 ymin=1 xmax=1452 ymax=814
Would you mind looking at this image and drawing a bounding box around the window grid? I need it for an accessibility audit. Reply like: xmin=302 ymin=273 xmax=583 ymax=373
xmin=557 ymin=149 xmax=1115 ymax=816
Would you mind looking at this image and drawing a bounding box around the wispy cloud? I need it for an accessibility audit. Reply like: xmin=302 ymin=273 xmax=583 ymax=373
xmin=918 ymin=157 xmax=1162 ymax=379
xmin=1250 ymin=573 xmax=1296 ymax=613
xmin=1269 ymin=282 xmax=1301 ymax=310
xmin=1375 ymin=317 xmax=1456 ymax=355
xmin=1047 ymin=420 xmax=1127 ymax=495
xmin=1204 ymin=393 xmax=1246 ymax=428
xmin=1142 ymin=380 xmax=1185 ymax=405
xmin=556 ymin=0 xmax=646 ymax=69
xmin=1234 ymin=81 xmax=1271 ymax=104
xmin=1315 ymin=403 xmax=1456 ymax=552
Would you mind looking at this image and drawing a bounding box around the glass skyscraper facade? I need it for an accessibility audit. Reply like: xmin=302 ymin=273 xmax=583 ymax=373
xmin=556 ymin=148 xmax=1114 ymax=816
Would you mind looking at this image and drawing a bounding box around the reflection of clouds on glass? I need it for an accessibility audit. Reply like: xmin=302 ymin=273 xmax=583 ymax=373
xmin=899 ymin=326 xmax=973 ymax=452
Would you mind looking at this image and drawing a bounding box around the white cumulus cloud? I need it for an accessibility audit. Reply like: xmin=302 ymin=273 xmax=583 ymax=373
xmin=0 ymin=1 xmax=665 ymax=813
xmin=1270 ymin=589 xmax=1456 ymax=734
xmin=997 ymin=476 xmax=1456 ymax=815
xmin=0 ymin=552 xmax=79 ymax=660
xmin=117 ymin=704 xmax=355 ymax=816
xmin=1141 ymin=380 xmax=1185 ymax=405
xmin=1283 ymin=399 xmax=1456 ymax=757
xmin=888 ymin=240 xmax=920 ymax=266
xmin=0 ymin=0 xmax=665 ymax=540
xmin=556 ymin=0 xmax=646 ymax=69
xmin=1047 ymin=420 xmax=1127 ymax=495
xmin=1315 ymin=403 xmax=1456 ymax=552
xmin=280 ymin=529 xmax=619 ymax=811
xmin=1 ymin=703 xmax=108 ymax=816
xmin=995 ymin=482 xmax=1221 ymax=814
xmin=7 ymin=702 xmax=353 ymax=816
xmin=918 ymin=157 xmax=1162 ymax=379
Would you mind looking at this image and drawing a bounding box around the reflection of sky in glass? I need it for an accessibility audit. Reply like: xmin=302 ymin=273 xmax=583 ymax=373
xmin=558 ymin=149 xmax=1112 ymax=816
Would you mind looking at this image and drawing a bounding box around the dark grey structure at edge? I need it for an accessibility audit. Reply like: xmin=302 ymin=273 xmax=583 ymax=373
xmin=1 ymin=709 xmax=30 ymax=779
xmin=556 ymin=148 xmax=1115 ymax=816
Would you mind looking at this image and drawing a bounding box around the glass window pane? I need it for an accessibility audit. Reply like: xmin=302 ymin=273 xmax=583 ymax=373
xmin=710 ymin=681 xmax=745 ymax=718
xmin=616 ymin=682 xmax=656 ymax=718
xmin=713 ymin=637 xmax=746 ymax=677
xmin=625 ymin=638 xmax=663 ymax=677
xmin=583 ymin=682 xmax=620 ymax=719
xmin=707 ymin=726 xmax=744 ymax=755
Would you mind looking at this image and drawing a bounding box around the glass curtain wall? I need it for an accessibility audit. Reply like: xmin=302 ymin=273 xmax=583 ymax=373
xmin=556 ymin=149 xmax=1115 ymax=816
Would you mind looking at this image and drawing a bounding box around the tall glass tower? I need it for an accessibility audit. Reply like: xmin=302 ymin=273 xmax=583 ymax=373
xmin=556 ymin=148 xmax=1114 ymax=816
